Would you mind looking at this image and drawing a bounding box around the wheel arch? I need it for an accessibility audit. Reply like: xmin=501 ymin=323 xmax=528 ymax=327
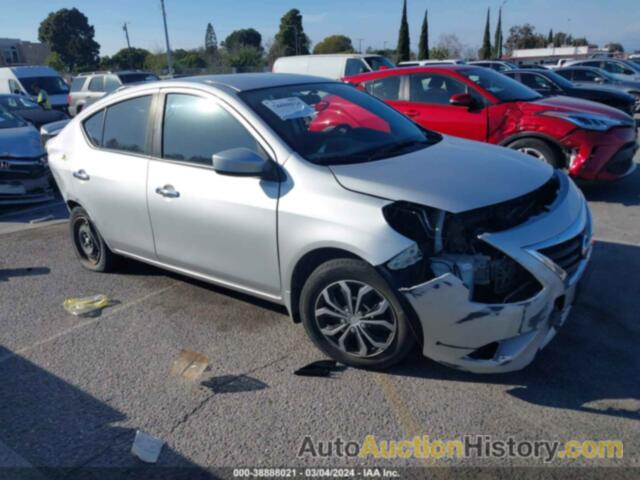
xmin=500 ymin=132 xmax=567 ymax=167
xmin=287 ymin=247 xmax=363 ymax=323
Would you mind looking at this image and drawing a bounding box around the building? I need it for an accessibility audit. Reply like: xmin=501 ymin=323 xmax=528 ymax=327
xmin=0 ymin=38 xmax=50 ymax=67
xmin=508 ymin=45 xmax=606 ymax=65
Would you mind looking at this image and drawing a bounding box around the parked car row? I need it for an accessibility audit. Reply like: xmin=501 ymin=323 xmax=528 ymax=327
xmin=343 ymin=65 xmax=637 ymax=182
xmin=45 ymin=73 xmax=593 ymax=373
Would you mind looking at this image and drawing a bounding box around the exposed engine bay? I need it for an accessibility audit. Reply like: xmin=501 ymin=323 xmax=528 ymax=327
xmin=383 ymin=174 xmax=560 ymax=303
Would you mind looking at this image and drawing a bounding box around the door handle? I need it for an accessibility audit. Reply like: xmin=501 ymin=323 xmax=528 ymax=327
xmin=155 ymin=185 xmax=180 ymax=198
xmin=73 ymin=169 xmax=90 ymax=181
xmin=405 ymin=109 xmax=419 ymax=117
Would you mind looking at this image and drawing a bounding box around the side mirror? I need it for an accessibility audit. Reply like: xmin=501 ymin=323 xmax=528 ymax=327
xmin=449 ymin=93 xmax=475 ymax=108
xmin=594 ymin=77 xmax=605 ymax=84
xmin=212 ymin=147 xmax=267 ymax=176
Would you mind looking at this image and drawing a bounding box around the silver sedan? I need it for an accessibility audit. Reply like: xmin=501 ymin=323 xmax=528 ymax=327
xmin=46 ymin=74 xmax=592 ymax=373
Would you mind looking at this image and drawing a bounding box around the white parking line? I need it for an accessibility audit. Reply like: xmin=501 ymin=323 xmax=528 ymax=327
xmin=0 ymin=282 xmax=180 ymax=366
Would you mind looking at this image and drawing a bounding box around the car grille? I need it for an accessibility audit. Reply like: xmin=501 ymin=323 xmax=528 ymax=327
xmin=538 ymin=232 xmax=586 ymax=278
xmin=0 ymin=158 xmax=47 ymax=180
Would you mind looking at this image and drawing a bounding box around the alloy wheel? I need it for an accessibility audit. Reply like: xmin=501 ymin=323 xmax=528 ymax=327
xmin=313 ymin=280 xmax=397 ymax=358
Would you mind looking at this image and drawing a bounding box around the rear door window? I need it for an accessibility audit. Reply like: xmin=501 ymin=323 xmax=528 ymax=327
xmin=363 ymin=76 xmax=402 ymax=101
xmin=104 ymin=75 xmax=121 ymax=93
xmin=103 ymin=96 xmax=152 ymax=154
xmin=88 ymin=76 xmax=104 ymax=92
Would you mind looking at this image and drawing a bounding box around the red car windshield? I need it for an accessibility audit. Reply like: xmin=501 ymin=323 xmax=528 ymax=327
xmin=241 ymin=82 xmax=440 ymax=165
xmin=459 ymin=67 xmax=542 ymax=102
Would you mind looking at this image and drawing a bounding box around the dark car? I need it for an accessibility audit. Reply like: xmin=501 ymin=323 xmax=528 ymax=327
xmin=555 ymin=66 xmax=640 ymax=112
xmin=0 ymin=105 xmax=53 ymax=205
xmin=0 ymin=94 xmax=68 ymax=128
xmin=503 ymin=69 xmax=636 ymax=115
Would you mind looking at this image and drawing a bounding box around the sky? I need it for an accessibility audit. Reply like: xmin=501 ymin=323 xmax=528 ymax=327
xmin=2 ymin=0 xmax=639 ymax=56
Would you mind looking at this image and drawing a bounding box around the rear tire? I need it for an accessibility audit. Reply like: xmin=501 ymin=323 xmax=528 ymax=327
xmin=508 ymin=138 xmax=561 ymax=168
xmin=69 ymin=207 xmax=116 ymax=272
xmin=299 ymin=258 xmax=416 ymax=369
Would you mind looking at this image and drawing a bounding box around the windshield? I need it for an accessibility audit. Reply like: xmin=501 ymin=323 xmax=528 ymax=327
xmin=118 ymin=73 xmax=160 ymax=84
xmin=364 ymin=56 xmax=395 ymax=71
xmin=240 ymin=82 xmax=440 ymax=165
xmin=18 ymin=76 xmax=69 ymax=95
xmin=460 ymin=67 xmax=542 ymax=102
xmin=0 ymin=105 xmax=28 ymax=129
xmin=0 ymin=96 xmax=40 ymax=111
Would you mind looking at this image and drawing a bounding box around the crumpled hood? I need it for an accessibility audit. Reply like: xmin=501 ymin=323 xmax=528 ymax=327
xmin=526 ymin=95 xmax=631 ymax=121
xmin=329 ymin=135 xmax=553 ymax=214
xmin=0 ymin=125 xmax=45 ymax=158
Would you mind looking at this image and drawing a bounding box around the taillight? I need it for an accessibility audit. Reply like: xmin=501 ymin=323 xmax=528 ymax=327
xmin=67 ymin=95 xmax=72 ymax=104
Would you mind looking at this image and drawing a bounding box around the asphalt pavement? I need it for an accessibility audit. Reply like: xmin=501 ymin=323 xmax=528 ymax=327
xmin=0 ymin=155 xmax=639 ymax=479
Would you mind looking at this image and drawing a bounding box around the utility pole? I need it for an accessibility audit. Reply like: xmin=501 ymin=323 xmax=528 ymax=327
xmin=159 ymin=0 xmax=174 ymax=75
xmin=122 ymin=22 xmax=131 ymax=49
xmin=357 ymin=38 xmax=364 ymax=53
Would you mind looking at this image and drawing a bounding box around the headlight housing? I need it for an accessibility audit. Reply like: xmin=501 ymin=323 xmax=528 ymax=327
xmin=539 ymin=110 xmax=632 ymax=131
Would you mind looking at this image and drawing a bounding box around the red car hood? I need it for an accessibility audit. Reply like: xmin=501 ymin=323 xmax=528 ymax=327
xmin=523 ymin=96 xmax=632 ymax=121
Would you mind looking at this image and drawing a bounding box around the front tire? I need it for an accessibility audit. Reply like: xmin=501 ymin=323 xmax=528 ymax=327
xmin=299 ymin=258 xmax=416 ymax=369
xmin=69 ymin=207 xmax=116 ymax=272
xmin=508 ymin=138 xmax=561 ymax=168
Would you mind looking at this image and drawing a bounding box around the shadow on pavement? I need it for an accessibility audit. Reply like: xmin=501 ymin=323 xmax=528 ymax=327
xmin=582 ymin=159 xmax=640 ymax=207
xmin=0 ymin=267 xmax=50 ymax=282
xmin=0 ymin=345 xmax=216 ymax=480
xmin=386 ymin=240 xmax=640 ymax=421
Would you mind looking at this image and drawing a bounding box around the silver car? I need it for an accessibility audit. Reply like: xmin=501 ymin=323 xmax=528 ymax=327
xmin=47 ymin=74 xmax=592 ymax=373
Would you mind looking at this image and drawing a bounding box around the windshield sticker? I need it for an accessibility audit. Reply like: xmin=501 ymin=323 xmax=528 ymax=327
xmin=262 ymin=97 xmax=316 ymax=120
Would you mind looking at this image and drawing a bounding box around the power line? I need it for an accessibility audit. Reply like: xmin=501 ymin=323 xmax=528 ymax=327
xmin=159 ymin=0 xmax=174 ymax=75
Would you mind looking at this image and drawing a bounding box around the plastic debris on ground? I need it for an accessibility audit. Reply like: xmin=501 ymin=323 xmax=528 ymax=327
xmin=171 ymin=350 xmax=209 ymax=381
xmin=294 ymin=360 xmax=346 ymax=377
xmin=62 ymin=294 xmax=110 ymax=316
xmin=131 ymin=430 xmax=164 ymax=463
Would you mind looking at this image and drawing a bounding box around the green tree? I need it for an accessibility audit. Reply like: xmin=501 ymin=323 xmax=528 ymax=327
xmin=177 ymin=51 xmax=207 ymax=69
xmin=505 ymin=24 xmax=546 ymax=53
xmin=109 ymin=48 xmax=150 ymax=70
xmin=572 ymin=37 xmax=589 ymax=47
xmin=270 ymin=9 xmax=310 ymax=60
xmin=606 ymin=42 xmax=624 ymax=53
xmin=396 ymin=0 xmax=410 ymax=62
xmin=418 ymin=9 xmax=429 ymax=60
xmin=430 ymin=46 xmax=450 ymax=60
xmin=553 ymin=32 xmax=573 ymax=47
xmin=479 ymin=8 xmax=492 ymax=60
xmin=225 ymin=46 xmax=264 ymax=69
xmin=205 ymin=22 xmax=218 ymax=52
xmin=493 ymin=8 xmax=503 ymax=59
xmin=547 ymin=29 xmax=554 ymax=46
xmin=45 ymin=52 xmax=65 ymax=71
xmin=224 ymin=28 xmax=263 ymax=52
xmin=38 ymin=8 xmax=100 ymax=71
xmin=313 ymin=35 xmax=355 ymax=54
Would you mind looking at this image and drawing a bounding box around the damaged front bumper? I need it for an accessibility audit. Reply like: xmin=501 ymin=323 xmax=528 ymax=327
xmin=399 ymin=174 xmax=592 ymax=374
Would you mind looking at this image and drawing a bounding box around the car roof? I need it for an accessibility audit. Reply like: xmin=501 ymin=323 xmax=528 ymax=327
xmin=182 ymin=73 xmax=338 ymax=92
xmin=507 ymin=69 xmax=549 ymax=74
xmin=7 ymin=66 xmax=60 ymax=77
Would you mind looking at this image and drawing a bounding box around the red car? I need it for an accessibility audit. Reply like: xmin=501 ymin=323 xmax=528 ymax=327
xmin=343 ymin=66 xmax=638 ymax=181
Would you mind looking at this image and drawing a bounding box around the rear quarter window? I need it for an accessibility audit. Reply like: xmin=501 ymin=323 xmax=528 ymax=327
xmin=83 ymin=110 xmax=105 ymax=146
